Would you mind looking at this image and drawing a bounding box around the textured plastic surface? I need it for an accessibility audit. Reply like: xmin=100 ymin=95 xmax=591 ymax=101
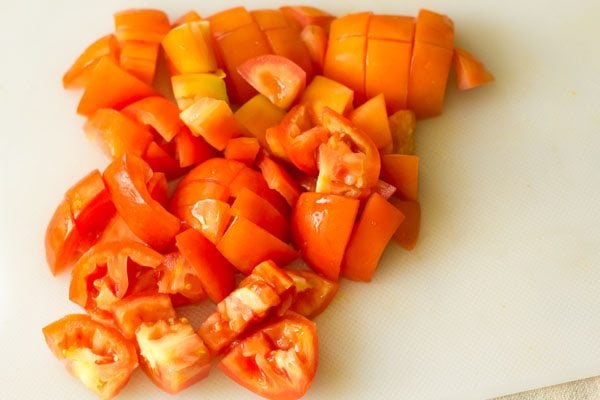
xmin=0 ymin=1 xmax=599 ymax=399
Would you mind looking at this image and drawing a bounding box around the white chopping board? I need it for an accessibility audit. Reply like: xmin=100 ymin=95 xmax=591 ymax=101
xmin=0 ymin=0 xmax=599 ymax=399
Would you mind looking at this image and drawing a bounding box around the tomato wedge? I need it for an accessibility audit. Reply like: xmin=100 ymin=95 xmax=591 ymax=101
xmin=112 ymin=293 xmax=176 ymax=339
xmin=69 ymin=241 xmax=164 ymax=320
xmin=453 ymin=47 xmax=495 ymax=90
xmin=62 ymin=34 xmax=120 ymax=89
xmin=158 ymin=251 xmax=207 ymax=306
xmin=136 ymin=318 xmax=212 ymax=394
xmin=43 ymin=314 xmax=138 ymax=400
xmin=238 ymin=54 xmax=307 ymax=110
xmin=219 ymin=312 xmax=318 ymax=400
xmin=103 ymin=154 xmax=180 ymax=250
xmin=286 ymin=269 xmax=339 ymax=319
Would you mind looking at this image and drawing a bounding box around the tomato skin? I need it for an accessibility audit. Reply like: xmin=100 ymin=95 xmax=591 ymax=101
xmin=43 ymin=314 xmax=138 ymax=400
xmin=136 ymin=318 xmax=212 ymax=394
xmin=112 ymin=293 xmax=176 ymax=339
xmin=219 ymin=312 xmax=318 ymax=400
xmin=69 ymin=241 xmax=164 ymax=320
xmin=292 ymin=192 xmax=359 ymax=280
xmin=103 ymin=154 xmax=181 ymax=250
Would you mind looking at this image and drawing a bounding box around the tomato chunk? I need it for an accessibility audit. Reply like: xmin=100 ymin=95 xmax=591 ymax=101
xmin=136 ymin=318 xmax=212 ymax=394
xmin=158 ymin=251 xmax=207 ymax=306
xmin=286 ymin=269 xmax=339 ymax=319
xmin=219 ymin=312 xmax=318 ymax=400
xmin=63 ymin=35 xmax=120 ymax=89
xmin=112 ymin=293 xmax=176 ymax=339
xmin=43 ymin=314 xmax=138 ymax=400
xmin=453 ymin=47 xmax=495 ymax=90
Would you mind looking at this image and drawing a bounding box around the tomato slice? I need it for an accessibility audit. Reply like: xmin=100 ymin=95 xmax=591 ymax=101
xmin=316 ymin=107 xmax=381 ymax=198
xmin=122 ymin=96 xmax=183 ymax=142
xmin=69 ymin=241 xmax=164 ymax=320
xmin=97 ymin=213 xmax=142 ymax=244
xmin=453 ymin=47 xmax=495 ymax=90
xmin=286 ymin=269 xmax=339 ymax=319
xmin=198 ymin=261 xmax=292 ymax=354
xmin=103 ymin=154 xmax=181 ymax=250
xmin=112 ymin=293 xmax=176 ymax=339
xmin=237 ymin=54 xmax=306 ymax=110
xmin=230 ymin=187 xmax=290 ymax=241
xmin=136 ymin=318 xmax=212 ymax=394
xmin=158 ymin=251 xmax=207 ymax=306
xmin=219 ymin=312 xmax=318 ymax=400
xmin=176 ymin=228 xmax=236 ymax=303
xmin=43 ymin=314 xmax=138 ymax=399
xmin=63 ymin=34 xmax=120 ymax=89
xmin=258 ymin=156 xmax=302 ymax=207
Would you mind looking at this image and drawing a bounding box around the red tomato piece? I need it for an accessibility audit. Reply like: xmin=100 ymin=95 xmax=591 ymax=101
xmin=300 ymin=25 xmax=327 ymax=71
xmin=292 ymin=192 xmax=359 ymax=280
xmin=146 ymin=171 xmax=169 ymax=208
xmin=453 ymin=47 xmax=495 ymax=90
xmin=112 ymin=293 xmax=176 ymax=339
xmin=238 ymin=55 xmax=307 ymax=110
xmin=349 ymin=93 xmax=393 ymax=151
xmin=136 ymin=318 xmax=212 ymax=394
xmin=43 ymin=314 xmax=138 ymax=399
xmin=97 ymin=213 xmax=142 ymax=245
xmin=69 ymin=241 xmax=164 ymax=319
xmin=184 ymin=199 xmax=232 ymax=243
xmin=217 ymin=216 xmax=299 ymax=275
xmin=158 ymin=251 xmax=207 ymax=306
xmin=224 ymin=137 xmax=261 ymax=166
xmin=231 ymin=187 xmax=289 ymax=241
xmin=342 ymin=193 xmax=405 ymax=281
xmin=179 ymin=157 xmax=246 ymax=187
xmin=389 ymin=198 xmax=421 ymax=250
xmin=198 ymin=261 xmax=291 ymax=354
xmin=219 ymin=312 xmax=318 ymax=400
xmin=286 ymin=269 xmax=339 ymax=319
xmin=316 ymin=108 xmax=381 ymax=198
xmin=170 ymin=180 xmax=230 ymax=212
xmin=45 ymin=170 xmax=116 ymax=275
xmin=143 ymin=141 xmax=183 ymax=179
xmin=260 ymin=27 xmax=314 ymax=82
xmin=380 ymin=154 xmax=420 ymax=201
xmin=161 ymin=21 xmax=218 ymax=75
xmin=176 ymin=229 xmax=236 ymax=303
xmin=118 ymin=40 xmax=160 ymax=84
xmin=259 ymin=156 xmax=302 ymax=207
xmin=173 ymin=127 xmax=218 ymax=168
xmin=300 ymin=75 xmax=354 ymax=125
xmin=103 ymin=154 xmax=181 ymax=249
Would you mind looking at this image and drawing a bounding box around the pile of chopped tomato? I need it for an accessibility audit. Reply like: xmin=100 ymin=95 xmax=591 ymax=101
xmin=44 ymin=5 xmax=493 ymax=399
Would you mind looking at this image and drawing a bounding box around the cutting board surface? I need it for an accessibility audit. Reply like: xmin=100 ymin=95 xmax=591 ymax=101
xmin=1 ymin=1 xmax=599 ymax=399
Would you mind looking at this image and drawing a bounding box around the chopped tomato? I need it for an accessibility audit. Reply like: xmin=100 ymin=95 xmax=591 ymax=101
xmin=286 ymin=269 xmax=339 ymax=319
xmin=380 ymin=154 xmax=419 ymax=201
xmin=300 ymin=24 xmax=328 ymax=71
xmin=121 ymin=96 xmax=183 ymax=142
xmin=43 ymin=314 xmax=138 ymax=400
xmin=143 ymin=141 xmax=183 ymax=179
xmin=112 ymin=293 xmax=176 ymax=339
xmin=173 ymin=11 xmax=203 ymax=26
xmin=280 ymin=6 xmax=334 ymax=31
xmin=69 ymin=241 xmax=164 ymax=319
xmin=173 ymin=126 xmax=218 ymax=168
xmin=389 ymin=198 xmax=421 ymax=250
xmin=231 ymin=187 xmax=290 ymax=241
xmin=171 ymin=72 xmax=229 ymax=111
xmin=198 ymin=261 xmax=291 ymax=353
xmin=97 ymin=213 xmax=142 ymax=244
xmin=224 ymin=137 xmax=261 ymax=166
xmin=219 ymin=312 xmax=318 ymax=400
xmin=113 ymin=9 xmax=170 ymax=43
xmin=259 ymin=156 xmax=302 ymax=206
xmin=316 ymin=108 xmax=381 ymax=198
xmin=45 ymin=170 xmax=115 ymax=275
xmin=349 ymin=94 xmax=393 ymax=151
xmin=300 ymin=75 xmax=354 ymax=124
xmin=386 ymin=109 xmax=416 ymax=155
xmin=292 ymin=192 xmax=359 ymax=280
xmin=453 ymin=47 xmax=495 ymax=90
xmin=136 ymin=318 xmax=212 ymax=394
xmin=62 ymin=35 xmax=120 ymax=89
xmin=162 ymin=21 xmax=218 ymax=75
xmin=176 ymin=229 xmax=236 ymax=303
xmin=103 ymin=154 xmax=180 ymax=249
xmin=234 ymin=94 xmax=286 ymax=148
xmin=158 ymin=251 xmax=207 ymax=306
xmin=238 ymin=55 xmax=306 ymax=110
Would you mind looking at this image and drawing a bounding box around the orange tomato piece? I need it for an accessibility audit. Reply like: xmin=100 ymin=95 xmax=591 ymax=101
xmin=162 ymin=21 xmax=218 ymax=75
xmin=209 ymin=6 xmax=254 ymax=38
xmin=185 ymin=199 xmax=232 ymax=244
xmin=231 ymin=187 xmax=290 ymax=241
xmin=170 ymin=180 xmax=230 ymax=212
xmin=234 ymin=94 xmax=286 ymax=148
xmin=251 ymin=9 xmax=289 ymax=31
xmin=280 ymin=6 xmax=335 ymax=31
xmin=112 ymin=293 xmax=176 ymax=339
xmin=113 ymin=9 xmax=171 ymax=43
xmin=300 ymin=25 xmax=327 ymax=71
xmin=143 ymin=141 xmax=182 ymax=179
xmin=224 ymin=137 xmax=261 ymax=166
xmin=453 ymin=47 xmax=495 ymax=90
xmin=342 ymin=193 xmax=405 ymax=281
xmin=285 ymin=269 xmax=339 ymax=319
xmin=84 ymin=108 xmax=153 ymax=159
xmin=98 ymin=213 xmax=142 ymax=245
xmin=217 ymin=216 xmax=298 ymax=275
xmin=387 ymin=109 xmax=416 ymax=155
xmin=171 ymin=73 xmax=229 ymax=111
xmin=349 ymin=94 xmax=393 ymax=150
xmin=172 ymin=10 xmax=203 ymax=26
xmin=118 ymin=40 xmax=160 ymax=84
xmin=380 ymin=154 xmax=419 ymax=201
xmin=180 ymin=158 xmax=246 ymax=187
xmin=389 ymin=198 xmax=421 ymax=250
xmin=300 ymin=75 xmax=354 ymax=124
xmin=122 ymin=96 xmax=183 ymax=142
xmin=179 ymin=98 xmax=241 ymax=151
xmin=323 ymin=35 xmax=367 ymax=101
xmin=413 ymin=9 xmax=454 ymax=49
xmin=77 ymin=57 xmax=156 ymax=116
xmin=63 ymin=35 xmax=120 ymax=89
xmin=291 ymin=192 xmax=359 ymax=280
xmin=261 ymin=27 xmax=314 ymax=80
xmin=367 ymin=15 xmax=415 ymax=41
xmin=213 ymin=22 xmax=272 ymax=103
